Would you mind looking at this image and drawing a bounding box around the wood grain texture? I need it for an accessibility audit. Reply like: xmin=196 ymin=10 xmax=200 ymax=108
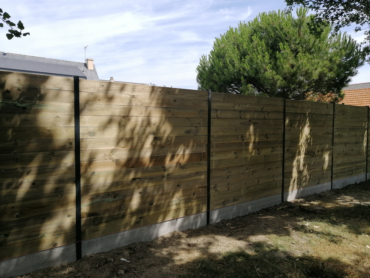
xmin=79 ymin=82 xmax=208 ymax=240
xmin=284 ymin=102 xmax=333 ymax=193
xmin=0 ymin=71 xmax=76 ymax=260
xmin=333 ymin=104 xmax=367 ymax=181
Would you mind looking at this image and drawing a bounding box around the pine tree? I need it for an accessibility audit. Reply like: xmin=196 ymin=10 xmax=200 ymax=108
xmin=196 ymin=8 xmax=364 ymax=100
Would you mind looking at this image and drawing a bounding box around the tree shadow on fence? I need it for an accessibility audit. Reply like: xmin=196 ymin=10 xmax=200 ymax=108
xmin=0 ymin=71 xmax=207 ymax=268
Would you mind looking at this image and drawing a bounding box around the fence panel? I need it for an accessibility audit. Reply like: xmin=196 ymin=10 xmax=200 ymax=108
xmin=0 ymin=71 xmax=76 ymax=260
xmin=284 ymin=101 xmax=333 ymax=198
xmin=333 ymin=104 xmax=367 ymax=181
xmin=210 ymin=93 xmax=284 ymax=209
xmin=78 ymin=80 xmax=208 ymax=240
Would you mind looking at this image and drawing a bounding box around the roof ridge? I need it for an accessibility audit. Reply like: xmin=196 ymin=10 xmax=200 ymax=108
xmin=0 ymin=51 xmax=83 ymax=64
xmin=346 ymin=81 xmax=370 ymax=86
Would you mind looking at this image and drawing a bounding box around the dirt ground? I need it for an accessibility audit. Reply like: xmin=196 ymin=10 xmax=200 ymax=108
xmin=16 ymin=182 xmax=370 ymax=278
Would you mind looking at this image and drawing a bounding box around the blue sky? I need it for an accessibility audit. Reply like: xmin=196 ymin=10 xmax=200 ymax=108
xmin=1 ymin=0 xmax=369 ymax=89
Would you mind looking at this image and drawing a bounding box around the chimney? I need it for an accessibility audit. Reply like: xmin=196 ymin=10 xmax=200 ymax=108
xmin=86 ymin=58 xmax=94 ymax=70
xmin=110 ymin=77 xmax=114 ymax=82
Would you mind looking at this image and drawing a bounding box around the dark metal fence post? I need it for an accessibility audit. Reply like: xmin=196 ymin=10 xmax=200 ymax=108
xmin=366 ymin=106 xmax=369 ymax=183
xmin=74 ymin=76 xmax=82 ymax=260
xmin=281 ymin=99 xmax=286 ymax=203
xmin=331 ymin=103 xmax=335 ymax=190
xmin=206 ymin=90 xmax=212 ymax=225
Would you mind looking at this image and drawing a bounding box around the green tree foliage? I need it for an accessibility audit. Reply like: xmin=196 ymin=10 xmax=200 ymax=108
xmin=0 ymin=8 xmax=30 ymax=40
xmin=285 ymin=0 xmax=370 ymax=62
xmin=196 ymin=8 xmax=364 ymax=100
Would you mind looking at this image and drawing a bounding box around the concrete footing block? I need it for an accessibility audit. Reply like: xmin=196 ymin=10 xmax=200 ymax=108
xmin=0 ymin=244 xmax=75 ymax=278
xmin=82 ymin=212 xmax=207 ymax=256
xmin=284 ymin=182 xmax=331 ymax=202
xmin=210 ymin=194 xmax=282 ymax=224
xmin=333 ymin=174 xmax=366 ymax=189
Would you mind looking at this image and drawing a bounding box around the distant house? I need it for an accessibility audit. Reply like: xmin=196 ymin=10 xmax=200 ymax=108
xmin=0 ymin=51 xmax=99 ymax=80
xmin=339 ymin=82 xmax=370 ymax=106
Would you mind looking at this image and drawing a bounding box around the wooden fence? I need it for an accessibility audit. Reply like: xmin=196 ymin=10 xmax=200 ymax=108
xmin=1 ymin=71 xmax=369 ymax=262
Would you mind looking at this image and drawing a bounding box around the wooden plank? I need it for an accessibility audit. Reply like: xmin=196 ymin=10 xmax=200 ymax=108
xmin=210 ymin=161 xmax=282 ymax=178
xmin=0 ymin=100 xmax=74 ymax=115
xmin=0 ymin=176 xmax=75 ymax=196
xmin=1 ymin=184 xmax=75 ymax=204
xmin=211 ymin=133 xmax=282 ymax=144
xmin=79 ymin=91 xmax=208 ymax=110
xmin=0 ymin=151 xmax=74 ymax=169
xmin=284 ymin=171 xmax=331 ymax=189
xmin=335 ymin=127 xmax=367 ymax=132
xmin=80 ymin=103 xmax=207 ymax=118
xmin=285 ymin=131 xmax=332 ymax=140
xmin=212 ymin=141 xmax=283 ymax=152
xmin=211 ymin=93 xmax=284 ymax=106
xmin=0 ymin=195 xmax=75 ymax=221
xmin=211 ymin=110 xmax=283 ymax=120
xmin=285 ymin=144 xmax=332 ymax=153
xmin=285 ymin=126 xmax=334 ymax=133
xmin=0 ymin=70 xmax=74 ymax=91
xmin=212 ymin=102 xmax=284 ymax=113
xmin=210 ymin=180 xmax=281 ymax=209
xmin=333 ymin=168 xmax=366 ymax=180
xmin=80 ymin=136 xmax=207 ymax=150
xmin=212 ymin=118 xmax=282 ymax=128
xmin=0 ymin=126 xmax=75 ymax=141
xmin=78 ymin=79 xmax=208 ymax=100
xmin=0 ymin=113 xmax=74 ymax=127
xmin=211 ymin=172 xmax=281 ymax=191
xmin=80 ymin=145 xmax=207 ymax=162
xmin=81 ymin=152 xmax=206 ymax=172
xmin=212 ymin=126 xmax=283 ymax=136
xmin=211 ymin=147 xmax=282 ymax=160
xmin=80 ymin=115 xmax=206 ymax=128
xmin=79 ymin=126 xmax=208 ymax=139
xmin=82 ymin=176 xmax=206 ymax=195
xmin=211 ymin=153 xmax=282 ymax=169
xmin=0 ymin=138 xmax=74 ymax=154
xmin=285 ymin=137 xmax=332 ymax=145
xmin=81 ymin=162 xmax=207 ymax=185
xmin=284 ymin=155 xmax=331 ymax=168
xmin=0 ymin=163 xmax=74 ymax=180
xmin=285 ymin=150 xmax=332 ymax=160
xmin=0 ymin=86 xmax=74 ymax=104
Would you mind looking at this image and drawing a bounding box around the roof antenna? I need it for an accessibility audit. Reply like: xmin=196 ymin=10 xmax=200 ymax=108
xmin=84 ymin=45 xmax=88 ymax=61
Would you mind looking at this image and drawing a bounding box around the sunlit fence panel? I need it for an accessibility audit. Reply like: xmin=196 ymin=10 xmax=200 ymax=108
xmin=284 ymin=101 xmax=333 ymax=196
xmin=77 ymin=81 xmax=209 ymax=240
xmin=333 ymin=105 xmax=368 ymax=181
xmin=210 ymin=93 xmax=284 ymax=210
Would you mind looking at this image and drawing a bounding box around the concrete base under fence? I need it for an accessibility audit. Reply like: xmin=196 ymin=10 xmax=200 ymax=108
xmin=333 ymin=174 xmax=366 ymax=189
xmin=284 ymin=182 xmax=332 ymax=202
xmin=0 ymin=212 xmax=206 ymax=278
xmin=82 ymin=212 xmax=207 ymax=256
xmin=210 ymin=194 xmax=282 ymax=224
xmin=0 ymin=243 xmax=76 ymax=278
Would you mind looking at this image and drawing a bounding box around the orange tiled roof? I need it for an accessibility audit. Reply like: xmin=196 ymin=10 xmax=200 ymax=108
xmin=339 ymin=82 xmax=370 ymax=107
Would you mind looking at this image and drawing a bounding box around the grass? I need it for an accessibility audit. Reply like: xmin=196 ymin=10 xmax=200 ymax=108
xmin=181 ymin=183 xmax=370 ymax=278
